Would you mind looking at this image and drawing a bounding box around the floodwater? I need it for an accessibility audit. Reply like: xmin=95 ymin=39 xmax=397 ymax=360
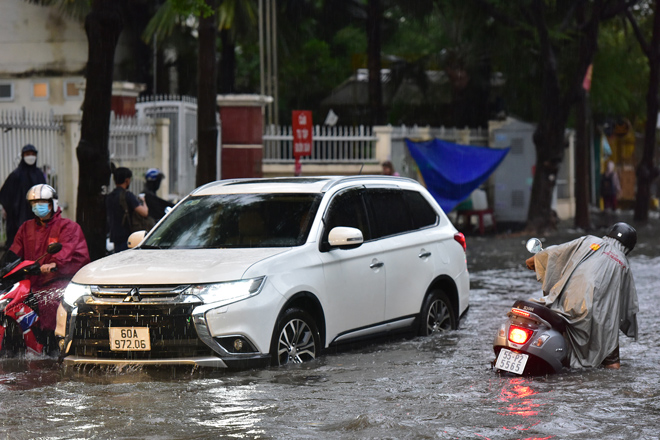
xmin=2 ymin=222 xmax=660 ymax=440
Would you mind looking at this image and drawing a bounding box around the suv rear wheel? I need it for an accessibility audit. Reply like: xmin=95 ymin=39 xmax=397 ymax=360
xmin=270 ymin=308 xmax=321 ymax=366
xmin=418 ymin=289 xmax=456 ymax=336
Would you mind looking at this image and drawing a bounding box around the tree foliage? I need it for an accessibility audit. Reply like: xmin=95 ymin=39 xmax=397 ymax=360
xmin=478 ymin=0 xmax=637 ymax=233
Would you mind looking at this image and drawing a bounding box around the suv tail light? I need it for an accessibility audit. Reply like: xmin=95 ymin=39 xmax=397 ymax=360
xmin=454 ymin=232 xmax=466 ymax=251
xmin=508 ymin=325 xmax=533 ymax=345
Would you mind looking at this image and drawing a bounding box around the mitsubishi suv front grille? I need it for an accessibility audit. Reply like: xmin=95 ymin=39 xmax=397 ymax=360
xmin=69 ymin=301 xmax=216 ymax=360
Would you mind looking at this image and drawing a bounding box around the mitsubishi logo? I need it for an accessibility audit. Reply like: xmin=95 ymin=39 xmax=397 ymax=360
xmin=123 ymin=287 xmax=142 ymax=302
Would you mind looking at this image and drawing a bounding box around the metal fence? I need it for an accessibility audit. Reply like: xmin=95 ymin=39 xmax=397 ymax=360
xmin=263 ymin=125 xmax=377 ymax=163
xmin=0 ymin=108 xmax=65 ymax=244
xmin=1 ymin=107 xmax=165 ymax=244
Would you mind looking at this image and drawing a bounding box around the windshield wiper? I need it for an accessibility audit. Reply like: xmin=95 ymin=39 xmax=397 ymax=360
xmin=140 ymin=244 xmax=164 ymax=249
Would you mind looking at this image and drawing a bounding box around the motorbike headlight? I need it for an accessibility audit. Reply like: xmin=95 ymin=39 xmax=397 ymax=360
xmin=63 ymin=282 xmax=91 ymax=306
xmin=188 ymin=277 xmax=265 ymax=306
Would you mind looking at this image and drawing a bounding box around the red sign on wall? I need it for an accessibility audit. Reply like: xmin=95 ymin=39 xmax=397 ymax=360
xmin=292 ymin=110 xmax=313 ymax=158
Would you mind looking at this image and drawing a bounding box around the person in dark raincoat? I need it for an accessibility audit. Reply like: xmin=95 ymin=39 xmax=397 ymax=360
xmin=143 ymin=168 xmax=174 ymax=222
xmin=0 ymin=144 xmax=46 ymax=248
xmin=7 ymin=184 xmax=90 ymax=353
xmin=525 ymin=223 xmax=638 ymax=369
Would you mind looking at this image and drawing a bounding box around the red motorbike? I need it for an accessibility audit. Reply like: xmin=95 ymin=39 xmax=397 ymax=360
xmin=0 ymin=242 xmax=62 ymax=356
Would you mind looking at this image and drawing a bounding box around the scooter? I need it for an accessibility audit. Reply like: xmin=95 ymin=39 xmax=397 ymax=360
xmin=0 ymin=242 xmax=62 ymax=356
xmin=492 ymin=238 xmax=567 ymax=375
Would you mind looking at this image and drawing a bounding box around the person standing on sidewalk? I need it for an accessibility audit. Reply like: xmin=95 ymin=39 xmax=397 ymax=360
xmin=142 ymin=168 xmax=174 ymax=222
xmin=0 ymin=144 xmax=46 ymax=248
xmin=106 ymin=167 xmax=149 ymax=252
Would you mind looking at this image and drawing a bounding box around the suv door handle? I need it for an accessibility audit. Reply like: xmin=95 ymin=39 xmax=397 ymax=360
xmin=418 ymin=251 xmax=432 ymax=259
xmin=370 ymin=261 xmax=384 ymax=269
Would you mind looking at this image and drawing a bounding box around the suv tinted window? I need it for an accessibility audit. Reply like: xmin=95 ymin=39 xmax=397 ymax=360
xmin=403 ymin=190 xmax=438 ymax=229
xmin=323 ymin=189 xmax=370 ymax=242
xmin=366 ymin=189 xmax=413 ymax=239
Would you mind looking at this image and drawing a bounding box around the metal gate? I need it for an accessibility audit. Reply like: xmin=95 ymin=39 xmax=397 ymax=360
xmin=0 ymin=108 xmax=65 ymax=244
xmin=137 ymin=96 xmax=198 ymax=199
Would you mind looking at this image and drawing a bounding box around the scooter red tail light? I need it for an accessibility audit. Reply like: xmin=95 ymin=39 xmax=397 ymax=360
xmin=508 ymin=325 xmax=534 ymax=344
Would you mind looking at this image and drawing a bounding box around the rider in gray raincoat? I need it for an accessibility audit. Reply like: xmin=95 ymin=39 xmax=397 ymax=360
xmin=526 ymin=223 xmax=638 ymax=369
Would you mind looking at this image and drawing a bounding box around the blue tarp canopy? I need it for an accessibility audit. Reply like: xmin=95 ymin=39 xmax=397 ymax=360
xmin=405 ymin=138 xmax=510 ymax=213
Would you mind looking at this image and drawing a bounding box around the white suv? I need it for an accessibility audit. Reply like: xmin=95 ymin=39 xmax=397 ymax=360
xmin=56 ymin=176 xmax=469 ymax=368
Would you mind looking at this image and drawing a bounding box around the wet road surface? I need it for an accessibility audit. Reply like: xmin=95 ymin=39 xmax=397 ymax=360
xmin=1 ymin=219 xmax=659 ymax=439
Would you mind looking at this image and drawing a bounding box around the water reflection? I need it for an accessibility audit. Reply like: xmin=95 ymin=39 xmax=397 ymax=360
xmin=499 ymin=377 xmax=542 ymax=417
xmin=0 ymin=358 xmax=60 ymax=391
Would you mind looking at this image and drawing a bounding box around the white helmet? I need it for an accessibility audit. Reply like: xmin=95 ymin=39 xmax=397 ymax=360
xmin=26 ymin=184 xmax=59 ymax=212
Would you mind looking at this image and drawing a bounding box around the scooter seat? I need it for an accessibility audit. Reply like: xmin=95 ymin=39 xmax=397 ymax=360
xmin=512 ymin=300 xmax=566 ymax=333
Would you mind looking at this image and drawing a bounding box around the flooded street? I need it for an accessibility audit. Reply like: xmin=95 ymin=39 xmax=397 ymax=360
xmin=2 ymin=222 xmax=660 ymax=439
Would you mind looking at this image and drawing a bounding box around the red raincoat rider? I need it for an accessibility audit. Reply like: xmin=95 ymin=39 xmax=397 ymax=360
xmin=8 ymin=184 xmax=89 ymax=349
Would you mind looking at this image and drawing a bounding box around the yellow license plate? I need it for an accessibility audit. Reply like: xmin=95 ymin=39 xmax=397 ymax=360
xmin=109 ymin=327 xmax=151 ymax=351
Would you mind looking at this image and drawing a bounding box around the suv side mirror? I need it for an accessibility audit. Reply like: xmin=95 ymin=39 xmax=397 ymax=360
xmin=128 ymin=231 xmax=147 ymax=249
xmin=327 ymin=227 xmax=363 ymax=250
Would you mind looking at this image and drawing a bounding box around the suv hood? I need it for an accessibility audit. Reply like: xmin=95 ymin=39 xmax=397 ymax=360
xmin=72 ymin=248 xmax=290 ymax=285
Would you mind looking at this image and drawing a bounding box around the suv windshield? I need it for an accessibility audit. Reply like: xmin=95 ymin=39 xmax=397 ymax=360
xmin=141 ymin=193 xmax=322 ymax=249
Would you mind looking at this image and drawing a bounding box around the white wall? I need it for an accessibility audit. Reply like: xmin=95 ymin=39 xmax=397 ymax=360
xmin=0 ymin=0 xmax=88 ymax=75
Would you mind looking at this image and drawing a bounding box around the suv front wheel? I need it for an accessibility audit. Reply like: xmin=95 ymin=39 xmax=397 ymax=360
xmin=418 ymin=289 xmax=456 ymax=336
xmin=270 ymin=308 xmax=321 ymax=366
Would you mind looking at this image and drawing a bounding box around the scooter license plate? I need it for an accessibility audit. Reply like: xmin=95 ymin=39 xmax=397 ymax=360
xmin=495 ymin=348 xmax=528 ymax=374
xmin=109 ymin=327 xmax=151 ymax=351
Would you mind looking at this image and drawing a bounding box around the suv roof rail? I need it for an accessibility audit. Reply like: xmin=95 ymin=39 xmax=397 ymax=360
xmin=190 ymin=175 xmax=418 ymax=196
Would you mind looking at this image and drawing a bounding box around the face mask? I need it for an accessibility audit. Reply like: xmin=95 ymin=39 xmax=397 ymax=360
xmin=32 ymin=202 xmax=51 ymax=218
xmin=23 ymin=155 xmax=37 ymax=166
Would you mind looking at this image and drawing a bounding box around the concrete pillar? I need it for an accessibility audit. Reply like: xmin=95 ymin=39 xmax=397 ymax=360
xmin=61 ymin=114 xmax=81 ymax=220
xmin=216 ymin=94 xmax=273 ymax=179
xmin=111 ymin=82 xmax=146 ymax=116
xmin=374 ymin=125 xmax=393 ymax=165
xmin=153 ymin=118 xmax=170 ymax=200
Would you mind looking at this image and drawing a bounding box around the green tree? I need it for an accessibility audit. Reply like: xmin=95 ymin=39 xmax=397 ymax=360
xmin=626 ymin=1 xmax=660 ymax=222
xmin=77 ymin=0 xmax=123 ymax=260
xmin=28 ymin=0 xmax=123 ymax=260
xmin=479 ymin=0 xmax=637 ymax=233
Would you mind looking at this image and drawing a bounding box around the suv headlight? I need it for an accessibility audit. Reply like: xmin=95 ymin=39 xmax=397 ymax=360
xmin=188 ymin=277 xmax=265 ymax=306
xmin=63 ymin=282 xmax=91 ymax=306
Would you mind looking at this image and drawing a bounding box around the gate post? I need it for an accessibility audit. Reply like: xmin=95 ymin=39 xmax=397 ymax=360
xmin=61 ymin=114 xmax=82 ymax=220
xmin=153 ymin=117 xmax=170 ymax=200
xmin=216 ymin=94 xmax=273 ymax=179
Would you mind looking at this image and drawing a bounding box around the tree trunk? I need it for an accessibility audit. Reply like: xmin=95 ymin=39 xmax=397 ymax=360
xmin=528 ymin=117 xmax=566 ymax=233
xmin=574 ymin=90 xmax=592 ymax=230
xmin=526 ymin=2 xmax=567 ymax=233
xmin=526 ymin=0 xmax=601 ymax=233
xmin=367 ymin=0 xmax=384 ymax=125
xmin=76 ymin=0 xmax=123 ymax=261
xmin=633 ymin=0 xmax=660 ymax=223
xmin=196 ymin=1 xmax=219 ymax=187
xmin=219 ymin=28 xmax=236 ymax=94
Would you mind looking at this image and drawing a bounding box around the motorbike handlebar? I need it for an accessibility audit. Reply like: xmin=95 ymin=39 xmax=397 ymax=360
xmin=24 ymin=263 xmax=43 ymax=276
